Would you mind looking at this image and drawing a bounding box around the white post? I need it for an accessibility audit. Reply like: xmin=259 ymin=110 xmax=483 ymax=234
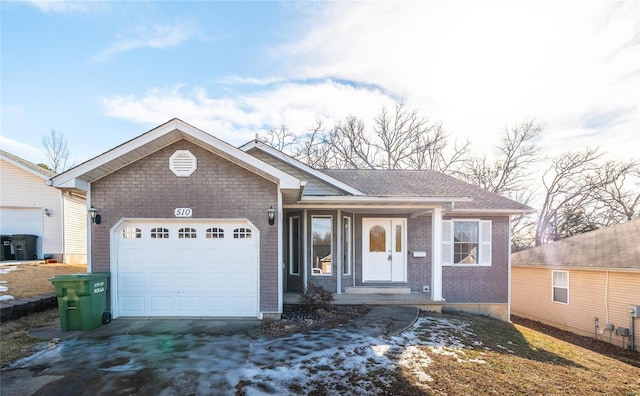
xmin=431 ymin=207 xmax=443 ymax=301
xmin=277 ymin=191 xmax=283 ymax=313
xmin=336 ymin=210 xmax=342 ymax=294
xmin=303 ymin=209 xmax=308 ymax=291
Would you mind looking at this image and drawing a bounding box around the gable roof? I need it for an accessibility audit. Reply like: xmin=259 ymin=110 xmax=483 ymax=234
xmin=50 ymin=119 xmax=301 ymax=192
xmin=512 ymin=219 xmax=640 ymax=270
xmin=239 ymin=140 xmax=364 ymax=196
xmin=0 ymin=149 xmax=57 ymax=179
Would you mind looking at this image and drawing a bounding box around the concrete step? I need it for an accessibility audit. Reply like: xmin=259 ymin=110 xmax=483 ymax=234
xmin=345 ymin=286 xmax=411 ymax=295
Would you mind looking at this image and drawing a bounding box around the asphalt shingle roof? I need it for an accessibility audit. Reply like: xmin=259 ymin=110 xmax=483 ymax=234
xmin=320 ymin=169 xmax=532 ymax=212
xmin=0 ymin=149 xmax=56 ymax=179
xmin=512 ymin=219 xmax=640 ymax=269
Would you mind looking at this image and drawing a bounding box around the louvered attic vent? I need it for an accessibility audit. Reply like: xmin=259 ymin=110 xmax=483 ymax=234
xmin=169 ymin=150 xmax=197 ymax=177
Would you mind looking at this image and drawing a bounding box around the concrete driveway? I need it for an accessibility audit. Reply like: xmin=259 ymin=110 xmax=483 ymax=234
xmin=0 ymin=306 xmax=419 ymax=395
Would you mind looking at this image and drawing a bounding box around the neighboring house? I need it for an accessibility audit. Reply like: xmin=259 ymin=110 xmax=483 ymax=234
xmin=512 ymin=220 xmax=640 ymax=351
xmin=50 ymin=119 xmax=533 ymax=320
xmin=0 ymin=150 xmax=87 ymax=264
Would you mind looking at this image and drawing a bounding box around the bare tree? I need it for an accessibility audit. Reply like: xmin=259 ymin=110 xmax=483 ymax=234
xmin=292 ymin=120 xmax=336 ymax=169
xmin=42 ymin=129 xmax=74 ymax=173
xmin=591 ymin=160 xmax=640 ymax=225
xmin=260 ymin=125 xmax=297 ymax=152
xmin=330 ymin=115 xmax=378 ymax=169
xmin=535 ymin=148 xmax=603 ymax=246
xmin=464 ymin=119 xmax=542 ymax=196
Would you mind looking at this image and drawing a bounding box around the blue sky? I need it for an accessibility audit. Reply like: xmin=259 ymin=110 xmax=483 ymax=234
xmin=1 ymin=1 xmax=638 ymax=168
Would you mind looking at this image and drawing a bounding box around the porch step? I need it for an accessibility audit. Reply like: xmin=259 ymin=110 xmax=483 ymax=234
xmin=345 ymin=286 xmax=411 ymax=295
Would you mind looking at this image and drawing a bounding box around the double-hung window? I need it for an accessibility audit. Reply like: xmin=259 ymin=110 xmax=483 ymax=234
xmin=442 ymin=220 xmax=491 ymax=265
xmin=552 ymin=270 xmax=569 ymax=304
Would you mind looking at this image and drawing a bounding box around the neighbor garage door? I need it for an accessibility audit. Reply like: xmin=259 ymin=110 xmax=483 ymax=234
xmin=115 ymin=219 xmax=259 ymax=317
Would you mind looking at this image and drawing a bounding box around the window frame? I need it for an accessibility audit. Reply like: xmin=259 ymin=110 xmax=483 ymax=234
xmin=205 ymin=227 xmax=224 ymax=239
xmin=342 ymin=216 xmax=352 ymax=276
xmin=311 ymin=215 xmax=333 ymax=276
xmin=442 ymin=219 xmax=492 ymax=266
xmin=289 ymin=216 xmax=300 ymax=276
xmin=178 ymin=227 xmax=197 ymax=239
xmin=551 ymin=270 xmax=569 ymax=304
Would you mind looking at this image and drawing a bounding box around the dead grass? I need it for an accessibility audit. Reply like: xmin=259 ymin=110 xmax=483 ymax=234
xmin=0 ymin=308 xmax=60 ymax=367
xmin=390 ymin=312 xmax=640 ymax=396
xmin=0 ymin=263 xmax=87 ymax=300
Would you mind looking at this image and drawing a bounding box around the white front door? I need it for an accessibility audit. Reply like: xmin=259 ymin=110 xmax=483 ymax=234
xmin=362 ymin=218 xmax=406 ymax=282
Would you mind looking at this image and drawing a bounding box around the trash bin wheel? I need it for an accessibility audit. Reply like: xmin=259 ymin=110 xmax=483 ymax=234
xmin=102 ymin=312 xmax=112 ymax=325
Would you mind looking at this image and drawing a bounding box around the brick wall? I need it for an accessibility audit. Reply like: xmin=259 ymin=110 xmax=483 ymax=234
xmin=441 ymin=216 xmax=510 ymax=303
xmin=90 ymin=140 xmax=279 ymax=312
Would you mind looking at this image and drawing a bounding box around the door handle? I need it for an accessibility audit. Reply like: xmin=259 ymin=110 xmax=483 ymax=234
xmin=388 ymin=253 xmax=392 ymax=261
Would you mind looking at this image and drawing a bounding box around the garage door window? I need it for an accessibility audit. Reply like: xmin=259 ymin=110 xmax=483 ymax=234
xmin=179 ymin=228 xmax=197 ymax=239
xmin=151 ymin=228 xmax=170 ymax=239
xmin=123 ymin=227 xmax=141 ymax=239
xmin=234 ymin=228 xmax=252 ymax=239
xmin=206 ymin=227 xmax=224 ymax=238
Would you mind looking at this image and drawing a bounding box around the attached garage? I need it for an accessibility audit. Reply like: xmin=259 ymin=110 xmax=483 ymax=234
xmin=113 ymin=219 xmax=259 ymax=318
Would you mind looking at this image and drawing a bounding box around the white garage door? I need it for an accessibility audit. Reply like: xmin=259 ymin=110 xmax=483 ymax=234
xmin=115 ymin=219 xmax=259 ymax=317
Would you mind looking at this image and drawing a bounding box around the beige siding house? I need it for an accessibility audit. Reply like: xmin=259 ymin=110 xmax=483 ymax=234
xmin=512 ymin=220 xmax=640 ymax=351
xmin=0 ymin=150 xmax=87 ymax=264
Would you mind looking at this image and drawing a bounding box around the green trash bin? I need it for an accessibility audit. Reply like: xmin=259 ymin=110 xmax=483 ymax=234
xmin=49 ymin=273 xmax=110 ymax=331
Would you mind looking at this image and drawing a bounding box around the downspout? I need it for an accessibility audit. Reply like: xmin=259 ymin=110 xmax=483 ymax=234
xmin=507 ymin=215 xmax=512 ymax=322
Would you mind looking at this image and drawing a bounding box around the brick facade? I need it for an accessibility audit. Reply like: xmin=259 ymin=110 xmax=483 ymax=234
xmin=90 ymin=140 xmax=279 ymax=313
xmin=441 ymin=216 xmax=510 ymax=303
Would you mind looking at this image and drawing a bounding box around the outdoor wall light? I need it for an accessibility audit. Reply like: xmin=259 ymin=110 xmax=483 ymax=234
xmin=267 ymin=206 xmax=276 ymax=226
xmin=88 ymin=206 xmax=101 ymax=225
xmin=44 ymin=208 xmax=52 ymax=217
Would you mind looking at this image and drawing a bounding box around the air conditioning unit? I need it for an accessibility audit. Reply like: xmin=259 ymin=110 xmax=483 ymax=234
xmin=629 ymin=305 xmax=640 ymax=318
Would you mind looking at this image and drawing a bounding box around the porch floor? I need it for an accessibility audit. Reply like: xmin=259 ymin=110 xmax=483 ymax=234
xmin=283 ymin=292 xmax=442 ymax=307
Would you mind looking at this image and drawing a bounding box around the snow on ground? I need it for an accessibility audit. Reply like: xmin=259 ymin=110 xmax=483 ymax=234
xmin=8 ymin=315 xmax=489 ymax=395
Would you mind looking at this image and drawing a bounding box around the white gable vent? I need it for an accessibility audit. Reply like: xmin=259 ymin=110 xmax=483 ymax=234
xmin=169 ymin=150 xmax=197 ymax=177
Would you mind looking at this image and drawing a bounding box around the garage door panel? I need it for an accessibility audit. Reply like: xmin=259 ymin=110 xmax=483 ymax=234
xmin=116 ymin=220 xmax=259 ymax=318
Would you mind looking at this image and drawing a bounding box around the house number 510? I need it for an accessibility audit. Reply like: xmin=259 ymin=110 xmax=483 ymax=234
xmin=174 ymin=208 xmax=192 ymax=217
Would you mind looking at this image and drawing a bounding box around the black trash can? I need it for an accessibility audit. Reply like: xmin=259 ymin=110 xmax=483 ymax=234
xmin=11 ymin=234 xmax=38 ymax=260
xmin=0 ymin=235 xmax=13 ymax=261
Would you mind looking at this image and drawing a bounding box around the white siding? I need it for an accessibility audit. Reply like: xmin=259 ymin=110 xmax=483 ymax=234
xmin=0 ymin=159 xmax=62 ymax=257
xmin=63 ymin=195 xmax=87 ymax=264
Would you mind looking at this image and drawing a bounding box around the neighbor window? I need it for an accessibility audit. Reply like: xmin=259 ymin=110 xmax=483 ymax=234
xmin=442 ymin=220 xmax=491 ymax=265
xmin=151 ymin=228 xmax=169 ymax=239
xmin=552 ymin=270 xmax=569 ymax=304
xmin=178 ymin=227 xmax=197 ymax=239
xmin=312 ymin=216 xmax=332 ymax=275
xmin=289 ymin=217 xmax=300 ymax=275
xmin=342 ymin=216 xmax=351 ymax=275
xmin=206 ymin=227 xmax=224 ymax=239
xmin=123 ymin=227 xmax=141 ymax=239
xmin=233 ymin=228 xmax=252 ymax=239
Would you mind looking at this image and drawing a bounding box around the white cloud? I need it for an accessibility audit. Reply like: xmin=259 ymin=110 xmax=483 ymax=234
xmin=22 ymin=0 xmax=92 ymax=13
xmin=275 ymin=1 xmax=640 ymax=160
xmin=101 ymin=1 xmax=638 ymax=161
xmin=102 ymin=81 xmax=396 ymax=144
xmin=0 ymin=135 xmax=46 ymax=164
xmin=91 ymin=23 xmax=194 ymax=62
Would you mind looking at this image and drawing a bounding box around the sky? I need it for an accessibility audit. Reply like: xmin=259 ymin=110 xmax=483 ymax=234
xmin=1 ymin=0 xmax=639 ymax=169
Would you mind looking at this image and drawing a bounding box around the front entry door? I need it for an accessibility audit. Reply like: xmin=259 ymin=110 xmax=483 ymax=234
xmin=362 ymin=218 xmax=406 ymax=282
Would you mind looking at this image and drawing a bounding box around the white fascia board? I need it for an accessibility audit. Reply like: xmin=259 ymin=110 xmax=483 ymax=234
xmin=449 ymin=208 xmax=537 ymax=216
xmin=240 ymin=140 xmax=364 ymax=196
xmin=55 ymin=178 xmax=89 ymax=192
xmin=51 ymin=119 xmax=300 ymax=190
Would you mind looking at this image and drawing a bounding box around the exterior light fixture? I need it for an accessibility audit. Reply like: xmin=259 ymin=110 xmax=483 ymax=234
xmin=267 ymin=206 xmax=276 ymax=226
xmin=44 ymin=208 xmax=52 ymax=217
xmin=88 ymin=206 xmax=101 ymax=225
